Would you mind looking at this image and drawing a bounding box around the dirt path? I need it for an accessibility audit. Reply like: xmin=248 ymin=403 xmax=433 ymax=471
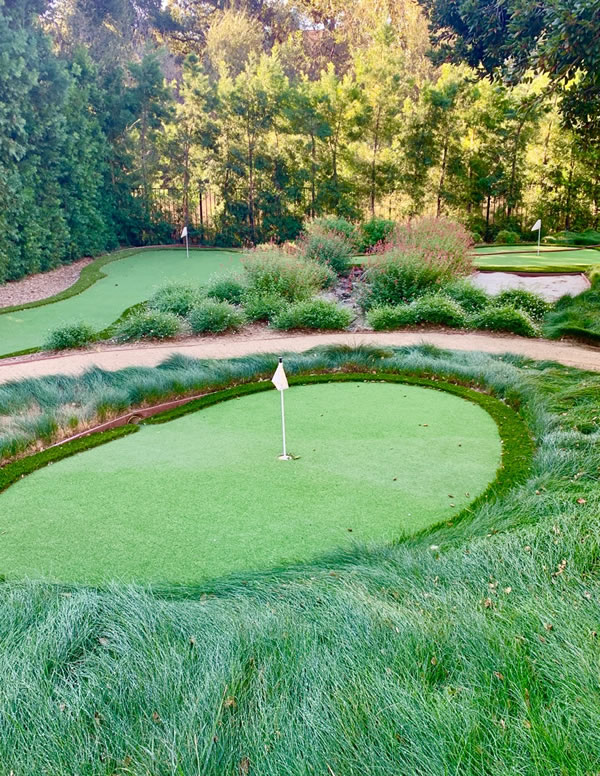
xmin=0 ymin=329 xmax=599 ymax=383
xmin=0 ymin=258 xmax=93 ymax=309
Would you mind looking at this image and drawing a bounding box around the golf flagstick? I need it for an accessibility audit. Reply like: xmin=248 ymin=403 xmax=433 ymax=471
xmin=271 ymin=358 xmax=291 ymax=460
xmin=531 ymin=219 xmax=541 ymax=256
xmin=181 ymin=225 xmax=189 ymax=258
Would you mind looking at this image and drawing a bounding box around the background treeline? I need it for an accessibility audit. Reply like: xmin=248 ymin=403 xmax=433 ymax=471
xmin=1 ymin=0 xmax=599 ymax=282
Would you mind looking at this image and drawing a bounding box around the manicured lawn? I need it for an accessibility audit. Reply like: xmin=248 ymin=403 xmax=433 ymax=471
xmin=473 ymin=246 xmax=600 ymax=272
xmin=0 ymin=381 xmax=501 ymax=584
xmin=0 ymin=249 xmax=240 ymax=356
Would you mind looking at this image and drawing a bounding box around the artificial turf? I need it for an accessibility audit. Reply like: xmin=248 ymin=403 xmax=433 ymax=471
xmin=472 ymin=246 xmax=600 ymax=272
xmin=0 ymin=381 xmax=501 ymax=584
xmin=0 ymin=248 xmax=240 ymax=357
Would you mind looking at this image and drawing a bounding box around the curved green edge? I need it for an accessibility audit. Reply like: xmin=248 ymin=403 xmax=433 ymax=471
xmin=0 ymin=372 xmax=533 ymax=567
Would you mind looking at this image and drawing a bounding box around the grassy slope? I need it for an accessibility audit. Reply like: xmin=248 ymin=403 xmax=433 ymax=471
xmin=0 ymin=381 xmax=501 ymax=583
xmin=0 ymin=248 xmax=240 ymax=356
xmin=0 ymin=346 xmax=599 ymax=774
xmin=543 ymin=272 xmax=600 ymax=342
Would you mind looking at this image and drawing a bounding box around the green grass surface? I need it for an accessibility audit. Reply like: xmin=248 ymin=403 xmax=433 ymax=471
xmin=473 ymin=246 xmax=600 ymax=272
xmin=0 ymin=249 xmax=240 ymax=357
xmin=0 ymin=381 xmax=501 ymax=584
xmin=473 ymin=245 xmax=573 ymax=254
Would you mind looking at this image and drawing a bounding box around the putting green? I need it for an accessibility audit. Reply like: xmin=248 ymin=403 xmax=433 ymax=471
xmin=0 ymin=249 xmax=240 ymax=356
xmin=0 ymin=382 xmax=502 ymax=584
xmin=473 ymin=246 xmax=600 ymax=272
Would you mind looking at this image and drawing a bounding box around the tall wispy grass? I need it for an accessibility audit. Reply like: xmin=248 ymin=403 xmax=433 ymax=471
xmin=0 ymin=346 xmax=600 ymax=771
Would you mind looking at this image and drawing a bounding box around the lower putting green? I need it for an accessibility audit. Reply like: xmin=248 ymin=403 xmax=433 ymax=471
xmin=473 ymin=246 xmax=600 ymax=272
xmin=0 ymin=382 xmax=502 ymax=584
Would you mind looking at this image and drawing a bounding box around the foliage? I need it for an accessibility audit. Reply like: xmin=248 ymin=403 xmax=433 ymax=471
xmin=471 ymin=305 xmax=538 ymax=338
xmin=299 ymin=226 xmax=353 ymax=275
xmin=187 ymin=300 xmax=245 ymax=334
xmin=367 ymin=304 xmax=417 ymax=330
xmin=412 ymin=293 xmax=468 ymax=328
xmin=361 ymin=255 xmax=448 ymax=309
xmin=443 ymin=278 xmax=491 ymax=312
xmin=545 ymin=230 xmax=600 ymax=247
xmin=543 ymin=278 xmax=600 ymax=343
xmin=356 ymin=218 xmax=396 ymax=252
xmin=113 ymin=309 xmax=182 ymax=342
xmin=471 ymin=231 xmax=483 ymax=244
xmin=241 ymin=291 xmax=287 ymax=322
xmin=310 ymin=216 xmax=357 ymax=243
xmin=205 ymin=272 xmax=246 ymax=304
xmin=242 ymin=248 xmax=334 ymax=302
xmin=147 ymin=282 xmax=204 ymax=317
xmin=495 ymin=289 xmax=550 ymax=321
xmin=496 ymin=229 xmax=521 ymax=245
xmin=271 ymin=298 xmax=352 ymax=330
xmin=42 ymin=321 xmax=96 ymax=351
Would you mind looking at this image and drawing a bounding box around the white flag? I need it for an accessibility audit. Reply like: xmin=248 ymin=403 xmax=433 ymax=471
xmin=531 ymin=219 xmax=541 ymax=231
xmin=181 ymin=226 xmax=188 ymax=238
xmin=271 ymin=360 xmax=288 ymax=391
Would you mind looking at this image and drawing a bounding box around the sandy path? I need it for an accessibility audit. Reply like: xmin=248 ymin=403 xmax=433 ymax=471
xmin=0 ymin=330 xmax=598 ymax=382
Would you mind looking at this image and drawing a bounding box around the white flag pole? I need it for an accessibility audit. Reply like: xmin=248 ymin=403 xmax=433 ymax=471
xmin=537 ymin=223 xmax=541 ymax=256
xmin=280 ymin=388 xmax=287 ymax=459
xmin=272 ymin=357 xmax=291 ymax=460
xmin=185 ymin=228 xmax=189 ymax=259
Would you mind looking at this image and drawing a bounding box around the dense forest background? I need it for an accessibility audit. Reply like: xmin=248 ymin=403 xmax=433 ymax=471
xmin=1 ymin=0 xmax=599 ymax=281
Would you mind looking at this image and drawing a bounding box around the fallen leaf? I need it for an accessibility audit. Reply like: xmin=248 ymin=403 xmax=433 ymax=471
xmin=494 ymin=671 xmax=504 ymax=681
xmin=239 ymin=757 xmax=250 ymax=775
xmin=577 ymin=498 xmax=587 ymax=504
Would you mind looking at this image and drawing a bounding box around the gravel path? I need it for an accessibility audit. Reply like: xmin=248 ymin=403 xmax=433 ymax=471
xmin=0 ymin=329 xmax=598 ymax=383
xmin=0 ymin=258 xmax=93 ymax=309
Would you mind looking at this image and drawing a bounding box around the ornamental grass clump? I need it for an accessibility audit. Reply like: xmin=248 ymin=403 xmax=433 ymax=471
xmin=242 ymin=248 xmax=335 ymax=301
xmin=43 ymin=321 xmax=96 ymax=351
xmin=114 ymin=310 xmax=183 ymax=342
xmin=271 ymin=299 xmax=353 ymax=330
xmin=187 ymin=300 xmax=245 ymax=334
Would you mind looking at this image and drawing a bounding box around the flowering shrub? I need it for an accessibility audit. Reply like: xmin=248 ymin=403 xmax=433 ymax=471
xmin=148 ymin=283 xmax=204 ymax=317
xmin=471 ymin=305 xmax=538 ymax=337
xmin=361 ymin=217 xmax=473 ymax=309
xmin=495 ymin=289 xmax=550 ymax=321
xmin=242 ymin=248 xmax=334 ymax=301
xmin=443 ymin=278 xmax=491 ymax=312
xmin=412 ymin=294 xmax=468 ymax=328
xmin=114 ymin=310 xmax=183 ymax=342
xmin=43 ymin=321 xmax=96 ymax=350
xmin=187 ymin=301 xmax=245 ymax=333
xmin=206 ymin=272 xmax=246 ymax=304
xmin=271 ymin=299 xmax=352 ymax=330
xmin=299 ymin=227 xmax=353 ymax=275
xmin=367 ymin=304 xmax=417 ymax=330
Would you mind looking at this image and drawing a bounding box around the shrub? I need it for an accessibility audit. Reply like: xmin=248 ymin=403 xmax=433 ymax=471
xmin=241 ymin=291 xmax=287 ymax=322
xmin=357 ymin=218 xmax=395 ymax=252
xmin=310 ymin=216 xmax=357 ymax=242
xmin=114 ymin=310 xmax=183 ymax=342
xmin=443 ymin=279 xmax=491 ymax=313
xmin=242 ymin=248 xmax=334 ymax=301
xmin=367 ymin=304 xmax=417 ymax=330
xmin=205 ymin=272 xmax=246 ymax=304
xmin=471 ymin=305 xmax=538 ymax=337
xmin=495 ymin=288 xmax=550 ymax=321
xmin=187 ymin=300 xmax=245 ymax=334
xmin=271 ymin=299 xmax=352 ymax=330
xmin=148 ymin=283 xmax=203 ymax=317
xmin=495 ymin=229 xmax=520 ymax=245
xmin=300 ymin=229 xmax=353 ymax=275
xmin=43 ymin=321 xmax=96 ymax=351
xmin=471 ymin=231 xmax=483 ymax=244
xmin=412 ymin=294 xmax=468 ymax=328
xmin=361 ymin=255 xmax=449 ymax=309
xmin=361 ymin=217 xmax=473 ymax=309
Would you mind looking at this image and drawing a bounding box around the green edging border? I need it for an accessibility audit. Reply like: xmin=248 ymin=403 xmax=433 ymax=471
xmin=0 ymin=372 xmax=533 ymax=552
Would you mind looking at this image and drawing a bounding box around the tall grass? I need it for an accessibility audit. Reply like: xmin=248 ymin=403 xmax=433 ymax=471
xmin=0 ymin=346 xmax=600 ymax=771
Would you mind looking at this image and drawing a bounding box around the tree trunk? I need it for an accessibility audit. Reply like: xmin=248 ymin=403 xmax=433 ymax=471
xmin=247 ymin=117 xmax=256 ymax=244
xmin=564 ymin=151 xmax=575 ymax=231
xmin=370 ymin=107 xmax=382 ymax=218
xmin=507 ymin=120 xmax=525 ymax=218
xmin=436 ymin=138 xmax=448 ymax=217
xmin=310 ymin=132 xmax=316 ymax=218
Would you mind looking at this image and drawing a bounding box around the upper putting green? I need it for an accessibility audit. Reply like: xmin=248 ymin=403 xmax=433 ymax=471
xmin=0 ymin=248 xmax=240 ymax=357
xmin=472 ymin=245 xmax=600 ymax=272
xmin=0 ymin=381 xmax=502 ymax=584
